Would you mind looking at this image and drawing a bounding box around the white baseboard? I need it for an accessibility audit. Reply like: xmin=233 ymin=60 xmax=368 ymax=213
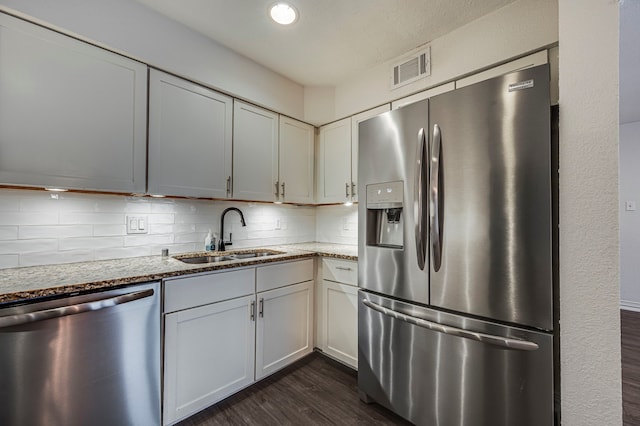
xmin=620 ymin=300 xmax=640 ymax=312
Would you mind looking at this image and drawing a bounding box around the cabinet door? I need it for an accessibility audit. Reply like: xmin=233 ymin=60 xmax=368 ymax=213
xmin=351 ymin=105 xmax=390 ymax=202
xmin=317 ymin=118 xmax=352 ymax=203
xmin=322 ymin=280 xmax=358 ymax=368
xmin=148 ymin=70 xmax=233 ymax=198
xmin=163 ymin=295 xmax=256 ymax=425
xmin=278 ymin=116 xmax=314 ymax=204
xmin=233 ymin=101 xmax=279 ymax=202
xmin=256 ymin=281 xmax=314 ymax=380
xmin=455 ymin=50 xmax=548 ymax=89
xmin=391 ymin=82 xmax=455 ymax=110
xmin=0 ymin=13 xmax=147 ymax=193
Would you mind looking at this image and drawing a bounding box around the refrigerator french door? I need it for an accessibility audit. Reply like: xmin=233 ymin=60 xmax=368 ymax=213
xmin=358 ymin=64 xmax=554 ymax=426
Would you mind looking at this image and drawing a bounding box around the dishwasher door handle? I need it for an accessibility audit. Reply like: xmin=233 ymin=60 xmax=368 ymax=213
xmin=0 ymin=289 xmax=154 ymax=329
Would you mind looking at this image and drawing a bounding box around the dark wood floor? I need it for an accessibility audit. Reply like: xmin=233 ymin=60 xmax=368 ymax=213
xmin=623 ymin=309 xmax=640 ymax=426
xmin=177 ymin=352 xmax=410 ymax=426
xmin=177 ymin=317 xmax=640 ymax=426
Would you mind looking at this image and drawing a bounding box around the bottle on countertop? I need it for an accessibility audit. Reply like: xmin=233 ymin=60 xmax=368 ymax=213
xmin=205 ymin=230 xmax=214 ymax=251
xmin=213 ymin=232 xmax=220 ymax=251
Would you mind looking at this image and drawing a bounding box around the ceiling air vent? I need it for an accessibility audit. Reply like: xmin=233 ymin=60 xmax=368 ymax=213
xmin=391 ymin=46 xmax=431 ymax=90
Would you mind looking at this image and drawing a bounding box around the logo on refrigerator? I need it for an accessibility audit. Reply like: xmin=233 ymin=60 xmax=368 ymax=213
xmin=508 ymin=79 xmax=534 ymax=92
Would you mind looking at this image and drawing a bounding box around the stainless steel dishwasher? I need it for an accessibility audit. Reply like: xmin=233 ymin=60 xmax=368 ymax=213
xmin=0 ymin=281 xmax=161 ymax=426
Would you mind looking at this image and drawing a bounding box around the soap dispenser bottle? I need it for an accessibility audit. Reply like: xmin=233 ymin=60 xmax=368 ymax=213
xmin=205 ymin=230 xmax=214 ymax=251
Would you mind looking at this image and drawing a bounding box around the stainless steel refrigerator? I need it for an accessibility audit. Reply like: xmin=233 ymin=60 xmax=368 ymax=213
xmin=357 ymin=64 xmax=555 ymax=426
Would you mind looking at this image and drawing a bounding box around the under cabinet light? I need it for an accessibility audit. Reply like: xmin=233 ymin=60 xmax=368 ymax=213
xmin=45 ymin=187 xmax=68 ymax=192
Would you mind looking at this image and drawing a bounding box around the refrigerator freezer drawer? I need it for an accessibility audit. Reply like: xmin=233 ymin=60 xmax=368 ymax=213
xmin=358 ymin=291 xmax=554 ymax=426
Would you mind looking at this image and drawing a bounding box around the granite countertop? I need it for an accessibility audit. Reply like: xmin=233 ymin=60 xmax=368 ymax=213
xmin=0 ymin=242 xmax=357 ymax=306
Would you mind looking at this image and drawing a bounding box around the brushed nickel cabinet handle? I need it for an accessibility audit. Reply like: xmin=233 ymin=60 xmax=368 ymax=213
xmin=274 ymin=181 xmax=280 ymax=199
xmin=281 ymin=182 xmax=285 ymax=199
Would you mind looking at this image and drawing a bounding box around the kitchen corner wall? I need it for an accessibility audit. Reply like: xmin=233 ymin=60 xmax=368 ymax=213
xmin=620 ymin=121 xmax=640 ymax=311
xmin=0 ymin=189 xmax=322 ymax=269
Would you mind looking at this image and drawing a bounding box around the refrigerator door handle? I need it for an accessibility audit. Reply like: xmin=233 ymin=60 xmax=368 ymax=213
xmin=362 ymin=299 xmax=539 ymax=351
xmin=429 ymin=124 xmax=443 ymax=271
xmin=414 ymin=127 xmax=427 ymax=270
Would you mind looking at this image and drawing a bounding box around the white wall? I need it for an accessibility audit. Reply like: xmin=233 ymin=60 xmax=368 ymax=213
xmin=331 ymin=0 xmax=558 ymax=120
xmin=558 ymin=0 xmax=621 ymax=425
xmin=620 ymin=121 xmax=640 ymax=311
xmin=0 ymin=189 xmax=316 ymax=268
xmin=0 ymin=0 xmax=305 ymax=120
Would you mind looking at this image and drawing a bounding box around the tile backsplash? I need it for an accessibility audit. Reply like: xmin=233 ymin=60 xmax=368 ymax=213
xmin=0 ymin=189 xmax=358 ymax=269
xmin=315 ymin=204 xmax=358 ymax=245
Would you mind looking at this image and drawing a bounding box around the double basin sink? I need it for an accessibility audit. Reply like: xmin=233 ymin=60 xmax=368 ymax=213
xmin=175 ymin=249 xmax=284 ymax=265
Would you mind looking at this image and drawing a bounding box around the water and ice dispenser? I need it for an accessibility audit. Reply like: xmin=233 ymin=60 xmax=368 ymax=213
xmin=365 ymin=181 xmax=404 ymax=249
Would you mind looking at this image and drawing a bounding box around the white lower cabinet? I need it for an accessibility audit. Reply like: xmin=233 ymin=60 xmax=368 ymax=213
xmin=322 ymin=280 xmax=358 ymax=368
xmin=319 ymin=258 xmax=358 ymax=369
xmin=256 ymin=280 xmax=314 ymax=380
xmin=163 ymin=295 xmax=255 ymax=425
xmin=162 ymin=259 xmax=314 ymax=425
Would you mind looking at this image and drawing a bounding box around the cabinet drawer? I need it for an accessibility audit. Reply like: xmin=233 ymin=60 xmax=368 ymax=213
xmin=164 ymin=268 xmax=255 ymax=313
xmin=256 ymin=259 xmax=314 ymax=293
xmin=323 ymin=258 xmax=358 ymax=286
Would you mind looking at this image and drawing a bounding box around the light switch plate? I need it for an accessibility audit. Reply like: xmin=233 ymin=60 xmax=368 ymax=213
xmin=127 ymin=215 xmax=148 ymax=234
xmin=625 ymin=201 xmax=637 ymax=212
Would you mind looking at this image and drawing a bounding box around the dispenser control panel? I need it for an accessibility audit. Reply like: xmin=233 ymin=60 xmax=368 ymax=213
xmin=366 ymin=181 xmax=403 ymax=208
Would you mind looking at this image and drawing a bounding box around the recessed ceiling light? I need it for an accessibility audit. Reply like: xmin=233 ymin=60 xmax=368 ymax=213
xmin=269 ymin=2 xmax=298 ymax=25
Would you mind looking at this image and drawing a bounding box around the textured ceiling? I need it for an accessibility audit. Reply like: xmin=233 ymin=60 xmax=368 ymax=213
xmin=134 ymin=0 xmax=517 ymax=86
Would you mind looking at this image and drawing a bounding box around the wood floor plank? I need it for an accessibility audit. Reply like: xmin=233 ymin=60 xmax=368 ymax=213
xmin=177 ymin=353 xmax=410 ymax=426
xmin=622 ymin=309 xmax=640 ymax=426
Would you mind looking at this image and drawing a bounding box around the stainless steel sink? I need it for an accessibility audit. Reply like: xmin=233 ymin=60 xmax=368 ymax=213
xmin=178 ymin=255 xmax=236 ymax=264
xmin=175 ymin=250 xmax=284 ymax=264
xmin=230 ymin=252 xmax=274 ymax=259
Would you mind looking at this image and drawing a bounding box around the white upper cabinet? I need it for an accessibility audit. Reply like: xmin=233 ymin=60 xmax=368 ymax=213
xmin=391 ymin=82 xmax=455 ymax=110
xmin=0 ymin=13 xmax=147 ymax=193
xmin=350 ymin=104 xmax=391 ymax=202
xmin=317 ymin=105 xmax=390 ymax=204
xmin=278 ymin=116 xmax=314 ymax=204
xmin=148 ymin=70 xmax=233 ymax=198
xmin=455 ymin=50 xmax=548 ymax=89
xmin=232 ymin=101 xmax=279 ymax=202
xmin=317 ymin=118 xmax=352 ymax=204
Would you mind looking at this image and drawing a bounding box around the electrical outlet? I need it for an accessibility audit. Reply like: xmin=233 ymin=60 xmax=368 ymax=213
xmin=275 ymin=218 xmax=281 ymax=230
xmin=126 ymin=215 xmax=148 ymax=234
xmin=625 ymin=201 xmax=637 ymax=211
xmin=343 ymin=218 xmax=349 ymax=230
